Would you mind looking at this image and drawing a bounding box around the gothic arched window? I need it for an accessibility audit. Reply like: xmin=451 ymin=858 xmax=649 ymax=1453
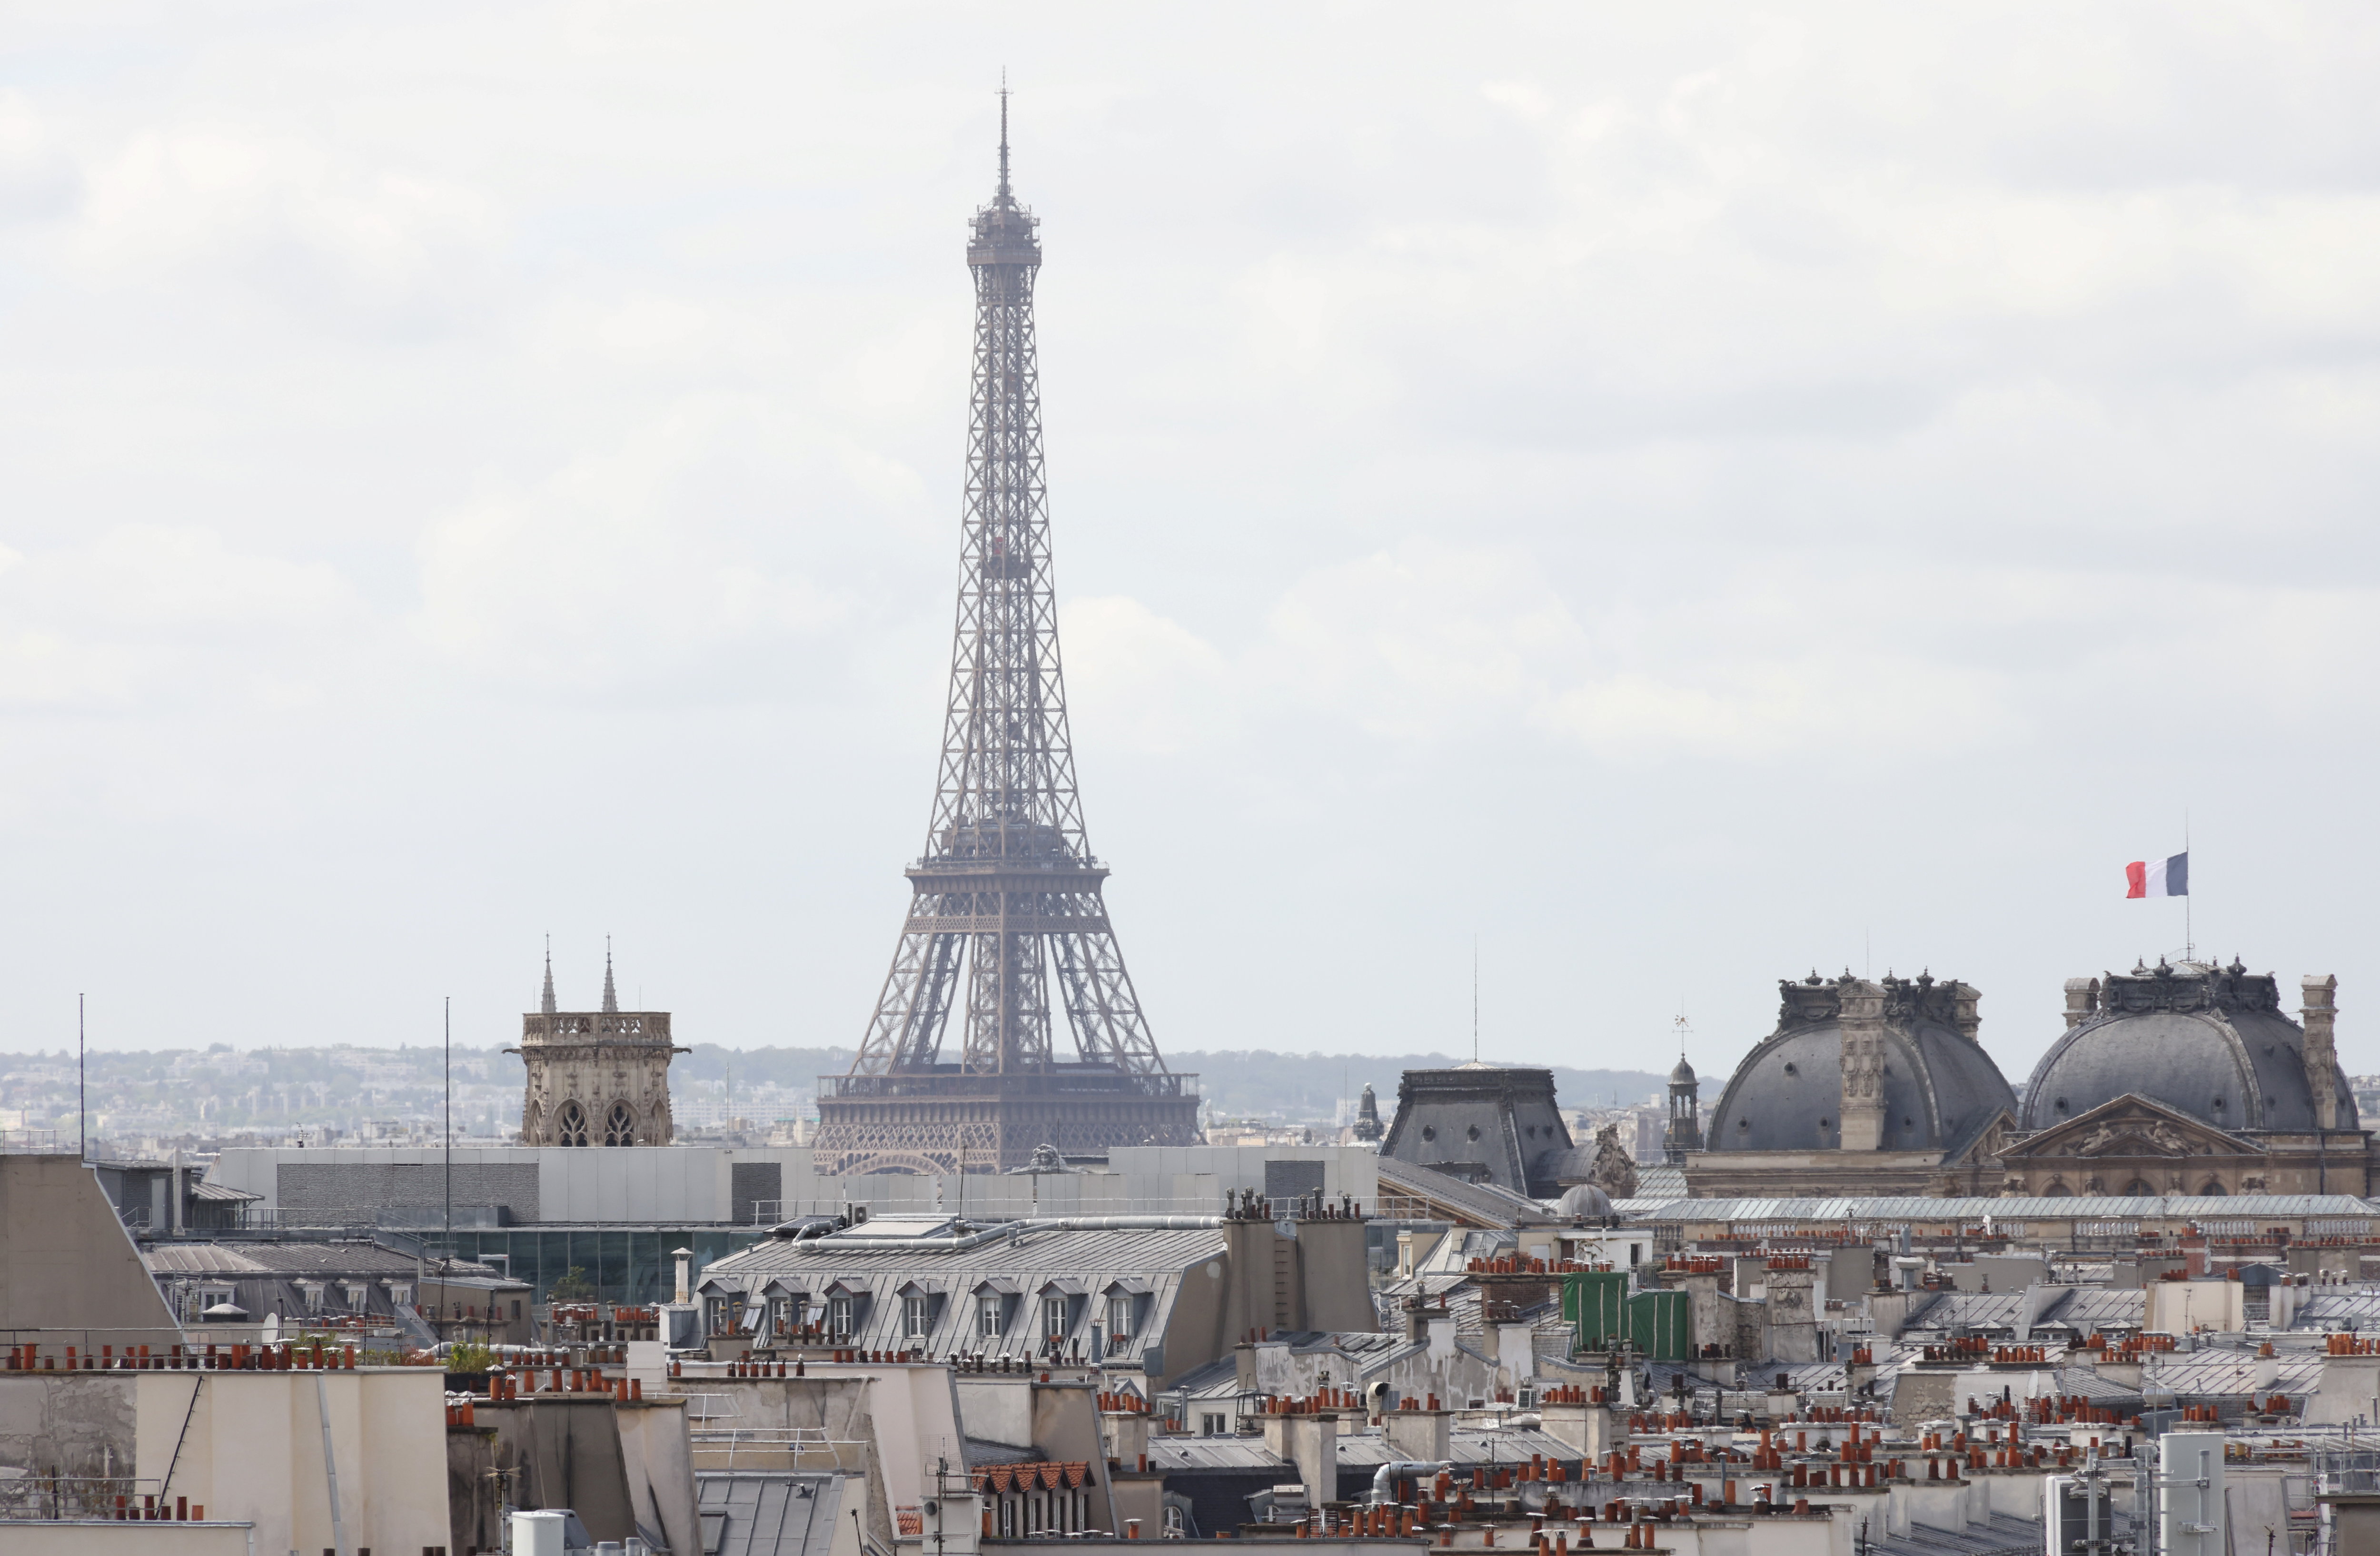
xmin=605 ymin=1103 xmax=635 ymax=1147
xmin=555 ymin=1100 xmax=589 ymax=1147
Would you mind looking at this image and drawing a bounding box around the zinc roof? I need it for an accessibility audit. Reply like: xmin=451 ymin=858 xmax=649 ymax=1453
xmin=697 ymin=1473 xmax=846 ymax=1556
xmin=141 ymin=1240 xmax=507 ymax=1279
xmin=1375 ymin=1160 xmax=1542 ymax=1228
xmin=1620 ymin=1194 xmax=2380 ymax=1221
xmin=703 ymin=1225 xmax=1229 ymax=1280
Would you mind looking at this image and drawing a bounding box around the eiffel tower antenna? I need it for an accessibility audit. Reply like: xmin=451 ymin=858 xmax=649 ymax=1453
xmin=997 ymin=70 xmax=1012 ymax=200
xmin=815 ymin=85 xmax=1198 ymax=1175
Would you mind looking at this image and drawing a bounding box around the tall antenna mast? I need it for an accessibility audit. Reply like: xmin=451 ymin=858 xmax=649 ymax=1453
xmin=1472 ymin=937 xmax=1480 ymax=1065
xmin=77 ymin=993 xmax=86 ymax=1162
xmin=997 ymin=69 xmax=1011 ymax=199
xmin=443 ymin=995 xmax=452 ymax=1267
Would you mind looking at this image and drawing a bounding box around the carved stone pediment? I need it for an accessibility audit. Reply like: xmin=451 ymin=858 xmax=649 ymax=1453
xmin=1944 ymin=1109 xmax=2018 ymax=1166
xmin=2001 ymin=1093 xmax=2255 ymax=1163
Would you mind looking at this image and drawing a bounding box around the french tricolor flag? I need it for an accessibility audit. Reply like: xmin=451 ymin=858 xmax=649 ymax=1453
xmin=2125 ymin=852 xmax=2189 ymax=898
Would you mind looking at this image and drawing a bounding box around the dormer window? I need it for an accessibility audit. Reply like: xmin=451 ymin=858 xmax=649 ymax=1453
xmin=978 ymin=1293 xmax=1003 ymax=1338
xmin=343 ymin=1282 xmax=371 ymax=1312
xmin=298 ymin=1281 xmax=326 ymax=1314
xmin=828 ymin=1294 xmax=853 ymax=1338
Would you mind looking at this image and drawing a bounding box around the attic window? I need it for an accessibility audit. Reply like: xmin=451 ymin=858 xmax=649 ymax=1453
xmin=1784 ymin=1063 xmax=1797 ymax=1075
xmin=1466 ymin=1125 xmax=1481 ymax=1142
xmin=1420 ymin=1126 xmax=1437 ymax=1142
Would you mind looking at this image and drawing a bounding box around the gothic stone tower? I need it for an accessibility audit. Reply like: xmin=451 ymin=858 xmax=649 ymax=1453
xmin=810 ymin=97 xmax=1200 ymax=1176
xmin=512 ymin=947 xmax=688 ymax=1147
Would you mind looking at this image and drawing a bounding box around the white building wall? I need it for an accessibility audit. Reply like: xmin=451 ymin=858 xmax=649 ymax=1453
xmin=208 ymin=1143 xmax=1387 ymax=1225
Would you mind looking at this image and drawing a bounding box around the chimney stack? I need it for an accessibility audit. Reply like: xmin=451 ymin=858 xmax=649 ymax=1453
xmin=2302 ymin=975 xmax=2340 ymax=1132
xmin=1836 ymin=979 xmax=1886 ymax=1152
xmin=2062 ymin=978 xmax=2100 ymax=1031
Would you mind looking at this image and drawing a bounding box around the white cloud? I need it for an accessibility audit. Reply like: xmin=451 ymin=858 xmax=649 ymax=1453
xmin=412 ymin=401 xmax=851 ymax=693
xmin=0 ymin=526 xmax=360 ymax=710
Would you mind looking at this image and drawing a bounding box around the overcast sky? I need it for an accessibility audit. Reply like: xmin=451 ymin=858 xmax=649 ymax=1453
xmin=4 ymin=5 xmax=2379 ymax=1096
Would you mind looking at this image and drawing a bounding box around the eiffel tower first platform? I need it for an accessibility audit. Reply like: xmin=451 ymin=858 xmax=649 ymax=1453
xmin=811 ymin=96 xmax=1201 ymax=1176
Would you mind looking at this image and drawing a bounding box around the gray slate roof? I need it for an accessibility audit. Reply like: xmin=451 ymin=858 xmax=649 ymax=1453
xmin=1616 ymin=1194 xmax=2380 ymax=1220
xmin=697 ymin=1473 xmax=846 ymax=1556
xmin=694 ymin=1225 xmax=1229 ymax=1365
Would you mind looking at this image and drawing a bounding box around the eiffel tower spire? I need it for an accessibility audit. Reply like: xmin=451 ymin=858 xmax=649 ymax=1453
xmin=815 ymin=90 xmax=1198 ymax=1175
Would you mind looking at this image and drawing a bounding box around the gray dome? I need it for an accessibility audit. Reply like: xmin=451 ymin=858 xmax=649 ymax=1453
xmin=1707 ymin=974 xmax=2017 ymax=1153
xmin=2022 ymin=961 xmax=2357 ymax=1134
xmin=1670 ymin=1056 xmax=1697 ymax=1085
xmin=1557 ymin=1183 xmax=1614 ymax=1218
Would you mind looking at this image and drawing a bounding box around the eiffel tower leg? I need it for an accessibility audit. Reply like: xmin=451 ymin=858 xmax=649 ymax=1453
xmin=962 ymin=906 xmax=1053 ymax=1073
xmin=853 ymin=923 xmax=965 ymax=1075
xmin=1052 ymin=925 xmax=1163 ymax=1074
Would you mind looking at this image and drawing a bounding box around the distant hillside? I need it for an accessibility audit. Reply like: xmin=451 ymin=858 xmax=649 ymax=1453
xmin=674 ymin=1045 xmax=1665 ymax=1122
xmin=1167 ymin=1052 xmax=1669 ymax=1121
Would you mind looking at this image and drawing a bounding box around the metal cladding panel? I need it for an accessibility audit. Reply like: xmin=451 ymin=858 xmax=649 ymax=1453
xmin=1625 ymin=1290 xmax=1690 ymax=1362
xmin=1562 ymin=1272 xmax=1630 ymax=1349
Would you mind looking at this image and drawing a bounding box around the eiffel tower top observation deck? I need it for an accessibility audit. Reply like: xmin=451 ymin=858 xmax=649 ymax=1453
xmin=813 ymin=93 xmax=1199 ymax=1174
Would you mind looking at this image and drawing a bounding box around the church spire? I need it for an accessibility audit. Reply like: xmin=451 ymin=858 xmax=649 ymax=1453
xmin=540 ymin=935 xmax=556 ymax=1017
xmin=602 ymin=936 xmax=619 ymax=1014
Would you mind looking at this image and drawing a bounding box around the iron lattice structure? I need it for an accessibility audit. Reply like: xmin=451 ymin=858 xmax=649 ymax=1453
xmin=812 ymin=102 xmax=1200 ymax=1176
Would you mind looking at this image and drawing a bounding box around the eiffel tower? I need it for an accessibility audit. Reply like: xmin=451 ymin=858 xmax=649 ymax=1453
xmin=811 ymin=95 xmax=1201 ymax=1176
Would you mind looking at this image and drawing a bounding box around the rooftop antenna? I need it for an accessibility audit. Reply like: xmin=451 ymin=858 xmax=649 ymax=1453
xmin=77 ymin=993 xmax=86 ymax=1163
xmin=2184 ymin=806 xmax=2193 ymax=961
xmin=1472 ymin=936 xmax=1480 ymax=1065
xmin=443 ymin=995 xmax=452 ymax=1268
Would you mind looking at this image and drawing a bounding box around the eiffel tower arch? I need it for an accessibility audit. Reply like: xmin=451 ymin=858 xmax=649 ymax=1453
xmin=811 ymin=94 xmax=1202 ymax=1176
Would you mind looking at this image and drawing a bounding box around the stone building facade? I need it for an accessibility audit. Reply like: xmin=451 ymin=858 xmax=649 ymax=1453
xmin=1682 ymin=961 xmax=2374 ymax=1200
xmin=1994 ymin=962 xmax=2367 ymax=1197
xmin=510 ymin=951 xmax=687 ymax=1148
xmin=1687 ymin=972 xmax=2016 ymax=1199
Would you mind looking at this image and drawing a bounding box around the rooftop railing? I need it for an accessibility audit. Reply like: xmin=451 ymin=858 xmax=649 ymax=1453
xmin=0 ymin=1476 xmax=168 ymax=1523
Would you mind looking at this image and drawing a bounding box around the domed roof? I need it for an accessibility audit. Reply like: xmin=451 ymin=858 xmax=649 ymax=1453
xmin=1670 ymin=1056 xmax=1697 ymax=1085
xmin=2022 ymin=961 xmax=2357 ymax=1134
xmin=1706 ymin=973 xmax=2017 ymax=1153
xmin=1557 ymin=1183 xmax=1614 ymax=1219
